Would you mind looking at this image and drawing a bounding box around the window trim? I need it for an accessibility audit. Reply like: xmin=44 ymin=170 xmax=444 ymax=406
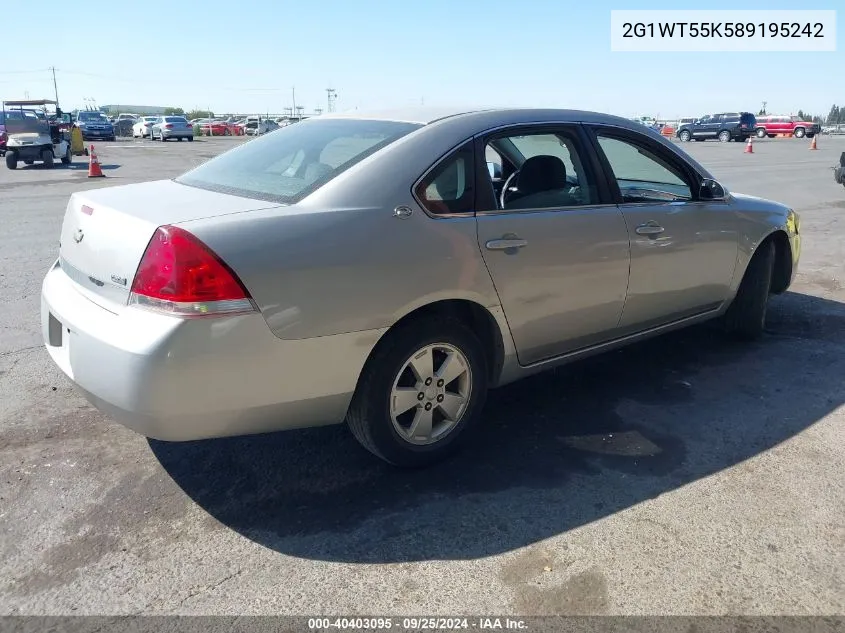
xmin=584 ymin=124 xmax=706 ymax=205
xmin=411 ymin=139 xmax=477 ymax=219
xmin=471 ymin=122 xmax=616 ymax=216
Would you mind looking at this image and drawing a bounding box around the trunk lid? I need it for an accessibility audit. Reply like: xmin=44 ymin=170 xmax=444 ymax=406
xmin=58 ymin=179 xmax=282 ymax=310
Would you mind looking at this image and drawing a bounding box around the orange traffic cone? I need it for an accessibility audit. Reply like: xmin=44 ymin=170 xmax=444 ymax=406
xmin=809 ymin=135 xmax=818 ymax=150
xmin=87 ymin=145 xmax=105 ymax=178
xmin=744 ymin=137 xmax=753 ymax=153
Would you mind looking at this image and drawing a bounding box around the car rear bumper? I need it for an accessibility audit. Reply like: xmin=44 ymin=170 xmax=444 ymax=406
xmin=41 ymin=261 xmax=382 ymax=442
xmin=161 ymin=130 xmax=193 ymax=138
xmin=81 ymin=129 xmax=114 ymax=138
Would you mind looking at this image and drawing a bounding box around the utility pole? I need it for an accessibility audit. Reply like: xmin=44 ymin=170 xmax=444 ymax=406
xmin=761 ymin=100 xmax=767 ymax=115
xmin=326 ymin=88 xmax=337 ymax=113
xmin=291 ymin=87 xmax=297 ymax=121
xmin=50 ymin=66 xmax=59 ymax=106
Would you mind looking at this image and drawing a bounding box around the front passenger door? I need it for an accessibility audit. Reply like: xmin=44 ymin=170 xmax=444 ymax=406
xmin=588 ymin=128 xmax=738 ymax=332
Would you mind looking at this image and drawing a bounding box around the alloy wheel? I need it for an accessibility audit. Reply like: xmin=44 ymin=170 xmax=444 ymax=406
xmin=389 ymin=343 xmax=472 ymax=446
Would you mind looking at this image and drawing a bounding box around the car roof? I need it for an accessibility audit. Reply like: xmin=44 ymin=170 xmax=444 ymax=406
xmin=319 ymin=106 xmax=660 ymax=129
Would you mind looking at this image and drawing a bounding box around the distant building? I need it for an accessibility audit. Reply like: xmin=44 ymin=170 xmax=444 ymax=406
xmin=101 ymin=105 xmax=169 ymax=115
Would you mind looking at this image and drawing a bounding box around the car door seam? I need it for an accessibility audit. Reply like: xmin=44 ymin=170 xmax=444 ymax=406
xmin=616 ymin=204 xmax=634 ymax=328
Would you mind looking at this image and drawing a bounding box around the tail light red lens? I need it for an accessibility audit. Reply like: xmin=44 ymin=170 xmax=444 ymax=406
xmin=165 ymin=124 xmax=174 ymax=129
xmin=129 ymin=225 xmax=254 ymax=317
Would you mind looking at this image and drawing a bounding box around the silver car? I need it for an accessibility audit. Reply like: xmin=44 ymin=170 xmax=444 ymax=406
xmin=40 ymin=107 xmax=801 ymax=467
xmin=151 ymin=115 xmax=194 ymax=141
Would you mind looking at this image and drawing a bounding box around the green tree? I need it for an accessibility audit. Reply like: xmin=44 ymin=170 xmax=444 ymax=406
xmin=797 ymin=109 xmax=805 ymax=120
xmin=164 ymin=107 xmax=185 ymax=116
xmin=186 ymin=109 xmax=214 ymax=120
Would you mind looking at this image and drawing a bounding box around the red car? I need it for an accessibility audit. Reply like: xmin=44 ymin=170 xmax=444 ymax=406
xmin=199 ymin=120 xmax=242 ymax=136
xmin=754 ymin=115 xmax=821 ymax=139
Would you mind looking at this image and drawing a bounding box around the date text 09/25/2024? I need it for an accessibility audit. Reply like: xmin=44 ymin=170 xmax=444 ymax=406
xmin=308 ymin=617 xmax=528 ymax=630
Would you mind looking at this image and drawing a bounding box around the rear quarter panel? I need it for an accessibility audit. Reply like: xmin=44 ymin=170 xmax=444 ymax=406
xmin=180 ymin=117 xmax=510 ymax=341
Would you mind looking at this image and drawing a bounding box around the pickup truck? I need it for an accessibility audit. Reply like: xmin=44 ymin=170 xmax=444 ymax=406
xmin=754 ymin=115 xmax=820 ymax=139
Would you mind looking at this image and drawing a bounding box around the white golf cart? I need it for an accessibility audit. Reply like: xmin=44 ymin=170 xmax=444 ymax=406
xmin=3 ymin=99 xmax=72 ymax=170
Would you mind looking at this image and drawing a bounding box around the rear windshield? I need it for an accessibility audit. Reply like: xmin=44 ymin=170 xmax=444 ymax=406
xmin=3 ymin=110 xmax=39 ymax=121
xmin=165 ymin=117 xmax=187 ymax=123
xmin=78 ymin=111 xmax=109 ymax=121
xmin=741 ymin=112 xmax=756 ymax=124
xmin=176 ymin=118 xmax=422 ymax=204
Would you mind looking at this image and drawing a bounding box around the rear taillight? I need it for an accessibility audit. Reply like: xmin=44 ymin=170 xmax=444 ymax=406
xmin=129 ymin=225 xmax=254 ymax=317
xmin=165 ymin=124 xmax=174 ymax=129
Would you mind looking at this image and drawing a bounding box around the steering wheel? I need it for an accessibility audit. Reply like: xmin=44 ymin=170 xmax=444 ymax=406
xmin=500 ymin=169 xmax=520 ymax=209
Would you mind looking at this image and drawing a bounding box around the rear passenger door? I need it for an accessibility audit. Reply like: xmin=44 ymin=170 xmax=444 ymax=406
xmin=700 ymin=114 xmax=723 ymax=139
xmin=473 ymin=124 xmax=632 ymax=365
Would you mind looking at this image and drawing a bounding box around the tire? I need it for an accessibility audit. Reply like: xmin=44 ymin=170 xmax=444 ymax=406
xmin=177 ymin=137 xmax=183 ymax=142
xmin=41 ymin=148 xmax=54 ymax=168
xmin=187 ymin=136 xmax=194 ymax=142
xmin=793 ymin=127 xmax=805 ymax=138
xmin=678 ymin=130 xmax=691 ymax=142
xmin=718 ymin=130 xmax=731 ymax=142
xmin=61 ymin=146 xmax=72 ymax=165
xmin=723 ymin=239 xmax=775 ymax=340
xmin=756 ymin=128 xmax=767 ymax=138
xmin=6 ymin=152 xmax=17 ymax=169
xmin=346 ymin=316 xmax=489 ymax=468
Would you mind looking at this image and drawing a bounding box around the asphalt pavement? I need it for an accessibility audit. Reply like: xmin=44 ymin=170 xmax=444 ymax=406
xmin=1 ymin=134 xmax=843 ymax=616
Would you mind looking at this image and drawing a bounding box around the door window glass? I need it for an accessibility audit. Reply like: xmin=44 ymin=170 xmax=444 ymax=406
xmin=486 ymin=131 xmax=597 ymax=210
xmin=414 ymin=143 xmax=475 ymax=215
xmin=596 ymin=135 xmax=692 ymax=203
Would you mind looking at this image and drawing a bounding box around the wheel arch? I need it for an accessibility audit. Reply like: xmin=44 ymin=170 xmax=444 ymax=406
xmin=733 ymin=229 xmax=793 ymax=297
xmin=360 ymin=298 xmax=507 ymax=389
xmin=767 ymin=229 xmax=794 ymax=294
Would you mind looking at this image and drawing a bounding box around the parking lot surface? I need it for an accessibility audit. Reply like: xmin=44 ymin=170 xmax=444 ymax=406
xmin=1 ymin=135 xmax=844 ymax=615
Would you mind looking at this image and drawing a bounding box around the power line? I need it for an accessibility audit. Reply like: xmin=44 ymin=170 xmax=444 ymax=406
xmin=0 ymin=68 xmax=51 ymax=75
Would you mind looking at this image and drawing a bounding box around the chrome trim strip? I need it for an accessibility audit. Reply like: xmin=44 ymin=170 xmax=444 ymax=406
xmin=475 ymin=203 xmax=621 ymax=217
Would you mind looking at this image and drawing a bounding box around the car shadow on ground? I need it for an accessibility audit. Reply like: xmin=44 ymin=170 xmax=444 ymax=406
xmin=9 ymin=162 xmax=121 ymax=171
xmin=150 ymin=290 xmax=845 ymax=563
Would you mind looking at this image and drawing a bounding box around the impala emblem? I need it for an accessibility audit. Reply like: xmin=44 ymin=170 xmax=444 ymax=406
xmin=73 ymin=229 xmax=84 ymax=244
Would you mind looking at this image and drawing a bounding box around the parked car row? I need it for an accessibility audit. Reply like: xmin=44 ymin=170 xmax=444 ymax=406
xmin=132 ymin=115 xmax=195 ymax=141
xmin=189 ymin=115 xmax=286 ymax=137
xmin=672 ymin=112 xmax=821 ymax=143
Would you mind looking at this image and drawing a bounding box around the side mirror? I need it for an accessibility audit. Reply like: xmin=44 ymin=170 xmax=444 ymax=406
xmin=487 ymin=161 xmax=502 ymax=180
xmin=700 ymin=178 xmax=727 ymax=200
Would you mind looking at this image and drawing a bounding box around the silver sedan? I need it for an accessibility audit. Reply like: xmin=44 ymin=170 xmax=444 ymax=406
xmin=150 ymin=115 xmax=194 ymax=141
xmin=41 ymin=107 xmax=801 ymax=467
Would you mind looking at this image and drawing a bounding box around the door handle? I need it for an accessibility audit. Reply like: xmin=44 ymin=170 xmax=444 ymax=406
xmin=635 ymin=223 xmax=665 ymax=236
xmin=486 ymin=238 xmax=528 ymax=250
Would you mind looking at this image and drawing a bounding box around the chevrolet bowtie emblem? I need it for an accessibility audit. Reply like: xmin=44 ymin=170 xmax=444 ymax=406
xmin=73 ymin=229 xmax=84 ymax=244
